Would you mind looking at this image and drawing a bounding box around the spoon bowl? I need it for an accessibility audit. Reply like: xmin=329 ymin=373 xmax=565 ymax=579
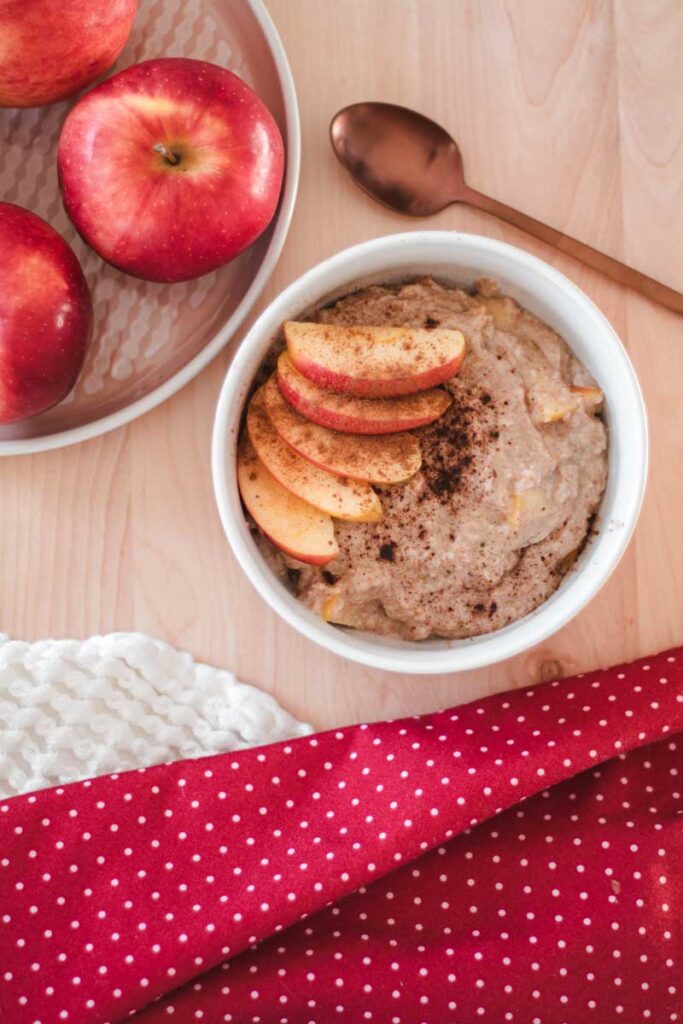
xmin=330 ymin=102 xmax=465 ymax=217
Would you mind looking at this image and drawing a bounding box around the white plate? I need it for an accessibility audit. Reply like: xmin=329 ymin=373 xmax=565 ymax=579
xmin=0 ymin=0 xmax=300 ymax=455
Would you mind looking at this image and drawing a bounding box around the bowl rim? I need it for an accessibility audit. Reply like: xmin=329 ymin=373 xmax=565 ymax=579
xmin=212 ymin=230 xmax=649 ymax=675
xmin=0 ymin=0 xmax=301 ymax=457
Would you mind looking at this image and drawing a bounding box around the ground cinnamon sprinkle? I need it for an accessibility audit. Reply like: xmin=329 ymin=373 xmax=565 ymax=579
xmin=418 ymin=383 xmax=490 ymax=503
xmin=379 ymin=541 xmax=396 ymax=562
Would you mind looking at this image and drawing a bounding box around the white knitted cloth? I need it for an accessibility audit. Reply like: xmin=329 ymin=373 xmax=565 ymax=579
xmin=0 ymin=633 xmax=311 ymax=799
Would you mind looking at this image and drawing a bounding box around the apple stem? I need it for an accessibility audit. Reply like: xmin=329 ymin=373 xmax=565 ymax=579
xmin=152 ymin=142 xmax=181 ymax=166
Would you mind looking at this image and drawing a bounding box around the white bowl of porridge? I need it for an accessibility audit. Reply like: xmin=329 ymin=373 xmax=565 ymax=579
xmin=212 ymin=232 xmax=648 ymax=674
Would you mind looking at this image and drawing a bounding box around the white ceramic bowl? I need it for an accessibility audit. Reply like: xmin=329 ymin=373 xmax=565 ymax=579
xmin=212 ymin=232 xmax=648 ymax=674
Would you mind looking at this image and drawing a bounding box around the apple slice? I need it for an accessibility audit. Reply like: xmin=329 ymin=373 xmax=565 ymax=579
xmin=482 ymin=295 xmax=519 ymax=330
xmin=284 ymin=321 xmax=466 ymax=397
xmin=247 ymin=388 xmax=382 ymax=522
xmin=237 ymin=437 xmax=338 ymax=565
xmin=263 ymin=376 xmax=422 ymax=484
xmin=570 ymin=385 xmax=604 ymax=412
xmin=507 ymin=487 xmax=548 ymax=530
xmin=527 ymin=374 xmax=580 ymax=425
xmin=322 ymin=594 xmax=362 ymax=627
xmin=535 ymin=393 xmax=579 ymax=424
xmin=277 ymin=352 xmax=452 ymax=435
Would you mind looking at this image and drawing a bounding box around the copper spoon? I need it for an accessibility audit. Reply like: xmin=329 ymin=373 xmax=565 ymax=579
xmin=330 ymin=102 xmax=683 ymax=315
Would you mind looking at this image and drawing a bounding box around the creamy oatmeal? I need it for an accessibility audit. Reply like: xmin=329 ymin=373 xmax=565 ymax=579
xmin=252 ymin=277 xmax=608 ymax=641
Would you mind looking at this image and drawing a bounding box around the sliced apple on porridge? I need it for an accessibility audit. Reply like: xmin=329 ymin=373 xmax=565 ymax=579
xmin=263 ymin=375 xmax=422 ymax=484
xmin=527 ymin=377 xmax=580 ymax=425
xmin=247 ymin=387 xmax=383 ymax=522
xmin=284 ymin=321 xmax=466 ymax=397
xmin=570 ymin=385 xmax=604 ymax=412
xmin=237 ymin=437 xmax=339 ymax=565
xmin=507 ymin=487 xmax=548 ymax=530
xmin=277 ymin=352 xmax=452 ymax=434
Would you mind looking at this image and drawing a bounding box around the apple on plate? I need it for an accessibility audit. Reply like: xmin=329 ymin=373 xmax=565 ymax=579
xmin=0 ymin=202 xmax=93 ymax=425
xmin=277 ymin=352 xmax=452 ymax=434
xmin=247 ymin=388 xmax=383 ymax=522
xmin=263 ymin=375 xmax=422 ymax=484
xmin=237 ymin=437 xmax=339 ymax=566
xmin=0 ymin=0 xmax=138 ymax=108
xmin=57 ymin=58 xmax=285 ymax=283
xmin=284 ymin=321 xmax=466 ymax=397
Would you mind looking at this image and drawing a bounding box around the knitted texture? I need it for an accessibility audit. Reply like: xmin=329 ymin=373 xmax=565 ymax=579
xmin=0 ymin=633 xmax=311 ymax=798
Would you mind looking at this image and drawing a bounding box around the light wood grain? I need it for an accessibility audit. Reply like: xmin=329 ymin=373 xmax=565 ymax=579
xmin=1 ymin=0 xmax=682 ymax=730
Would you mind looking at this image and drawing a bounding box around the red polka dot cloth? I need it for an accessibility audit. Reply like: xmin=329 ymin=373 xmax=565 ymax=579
xmin=1 ymin=647 xmax=681 ymax=1024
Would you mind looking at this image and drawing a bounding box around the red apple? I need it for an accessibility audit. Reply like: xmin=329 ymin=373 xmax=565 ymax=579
xmin=0 ymin=203 xmax=93 ymax=424
xmin=0 ymin=0 xmax=138 ymax=108
xmin=57 ymin=58 xmax=285 ymax=283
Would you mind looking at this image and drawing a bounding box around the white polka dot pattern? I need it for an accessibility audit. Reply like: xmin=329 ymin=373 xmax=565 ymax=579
xmin=0 ymin=648 xmax=681 ymax=1023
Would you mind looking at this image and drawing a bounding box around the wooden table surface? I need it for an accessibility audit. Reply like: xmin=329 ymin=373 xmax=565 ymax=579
xmin=1 ymin=0 xmax=682 ymax=731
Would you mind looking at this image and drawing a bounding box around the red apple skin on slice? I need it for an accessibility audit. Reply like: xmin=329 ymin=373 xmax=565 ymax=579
xmin=284 ymin=321 xmax=466 ymax=397
xmin=277 ymin=352 xmax=452 ymax=434
xmin=237 ymin=438 xmax=339 ymax=566
xmin=247 ymin=388 xmax=382 ymax=522
xmin=263 ymin=375 xmax=422 ymax=484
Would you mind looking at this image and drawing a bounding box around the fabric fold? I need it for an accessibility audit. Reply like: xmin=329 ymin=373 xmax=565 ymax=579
xmin=1 ymin=647 xmax=681 ymax=1024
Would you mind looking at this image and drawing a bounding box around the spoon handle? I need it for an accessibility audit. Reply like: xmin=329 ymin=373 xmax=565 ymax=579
xmin=462 ymin=186 xmax=683 ymax=315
